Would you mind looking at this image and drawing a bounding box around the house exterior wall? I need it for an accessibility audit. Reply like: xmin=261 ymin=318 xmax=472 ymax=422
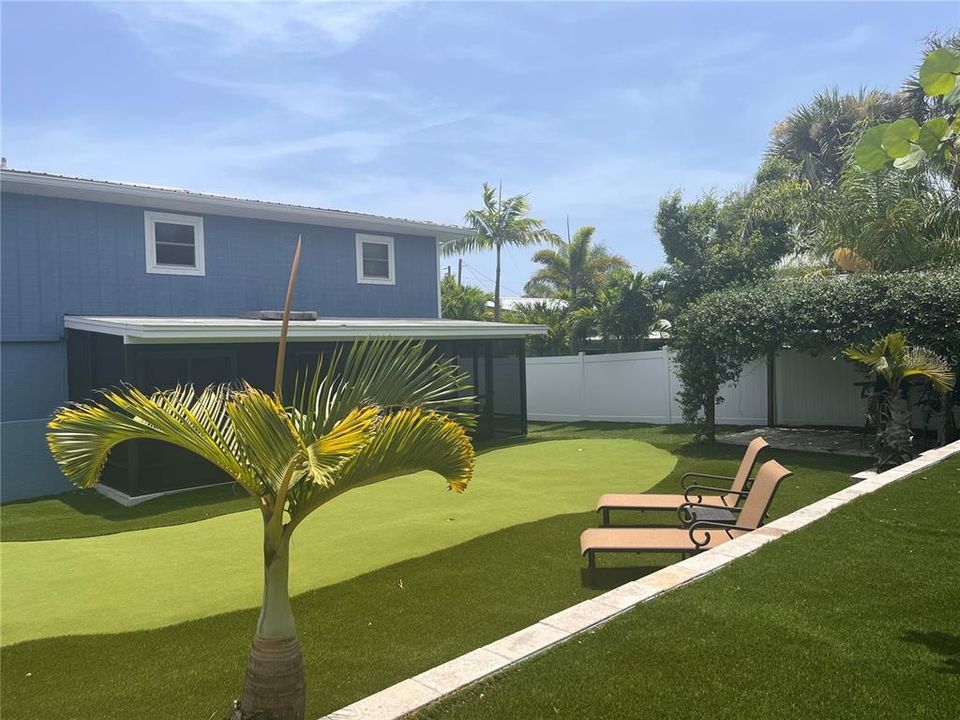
xmin=0 ymin=189 xmax=442 ymax=501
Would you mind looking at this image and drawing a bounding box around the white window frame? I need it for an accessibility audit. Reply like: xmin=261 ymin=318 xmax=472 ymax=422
xmin=144 ymin=211 xmax=205 ymax=276
xmin=355 ymin=233 xmax=395 ymax=285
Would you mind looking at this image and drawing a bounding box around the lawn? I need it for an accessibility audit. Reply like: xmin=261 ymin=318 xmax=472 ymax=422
xmin=416 ymin=453 xmax=960 ymax=720
xmin=0 ymin=423 xmax=867 ymax=719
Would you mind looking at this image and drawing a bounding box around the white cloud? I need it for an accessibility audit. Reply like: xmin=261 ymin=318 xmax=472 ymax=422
xmin=100 ymin=0 xmax=408 ymax=57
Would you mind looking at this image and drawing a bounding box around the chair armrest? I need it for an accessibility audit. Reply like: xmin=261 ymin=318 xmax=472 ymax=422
xmin=682 ymin=485 xmax=750 ymax=504
xmin=677 ymin=502 xmax=741 ymax=525
xmin=680 ymin=472 xmax=735 ymax=490
xmin=687 ymin=520 xmax=755 ymax=548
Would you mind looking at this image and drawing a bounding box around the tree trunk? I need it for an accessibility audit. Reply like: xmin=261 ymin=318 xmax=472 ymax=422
xmin=493 ymin=243 xmax=502 ymax=322
xmin=240 ymin=535 xmax=305 ymax=720
xmin=703 ymin=391 xmax=717 ymax=444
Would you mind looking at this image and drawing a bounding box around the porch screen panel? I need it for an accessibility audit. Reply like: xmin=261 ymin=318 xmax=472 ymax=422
xmin=490 ymin=339 xmax=525 ymax=437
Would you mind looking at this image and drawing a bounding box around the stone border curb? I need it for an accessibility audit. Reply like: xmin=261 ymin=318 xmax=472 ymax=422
xmin=320 ymin=440 xmax=960 ymax=720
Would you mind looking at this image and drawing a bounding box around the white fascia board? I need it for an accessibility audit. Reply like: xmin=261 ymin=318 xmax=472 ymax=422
xmin=2 ymin=171 xmax=473 ymax=239
xmin=63 ymin=316 xmax=547 ymax=344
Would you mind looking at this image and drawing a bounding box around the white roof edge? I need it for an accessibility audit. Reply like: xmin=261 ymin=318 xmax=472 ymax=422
xmin=1 ymin=170 xmax=472 ymax=240
xmin=64 ymin=316 xmax=547 ymax=344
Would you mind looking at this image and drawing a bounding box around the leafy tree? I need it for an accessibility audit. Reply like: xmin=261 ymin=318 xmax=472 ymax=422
xmin=45 ymin=245 xmax=477 ymax=720
xmin=902 ymin=33 xmax=960 ymax=125
xmin=440 ymin=275 xmax=491 ymax=320
xmin=855 ymin=40 xmax=960 ymax=181
xmin=654 ymin=186 xmax=794 ymax=315
xmin=445 ymin=183 xmax=557 ymax=321
xmin=844 ymin=332 xmax=954 ymax=468
xmin=522 ymin=279 xmax=555 ymax=298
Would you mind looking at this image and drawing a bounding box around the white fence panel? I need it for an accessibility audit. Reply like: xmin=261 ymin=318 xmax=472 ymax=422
xmin=776 ymin=350 xmax=865 ymax=428
xmin=524 ymin=355 xmax=585 ymax=421
xmin=582 ymin=351 xmax=674 ymax=423
xmin=526 ymin=349 xmax=878 ymax=428
xmin=715 ymin=358 xmax=768 ymax=426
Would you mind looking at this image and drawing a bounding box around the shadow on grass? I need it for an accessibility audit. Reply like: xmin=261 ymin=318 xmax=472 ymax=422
xmin=903 ymin=630 xmax=960 ymax=676
xmin=0 ymin=483 xmax=257 ymax=542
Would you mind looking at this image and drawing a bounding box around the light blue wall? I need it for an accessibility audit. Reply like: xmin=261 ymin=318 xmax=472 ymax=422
xmin=0 ymin=190 xmax=441 ymax=501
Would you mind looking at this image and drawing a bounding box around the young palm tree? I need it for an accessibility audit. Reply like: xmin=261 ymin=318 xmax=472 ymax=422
xmin=439 ymin=274 xmax=492 ymax=320
xmin=45 ymin=244 xmax=477 ymax=719
xmin=445 ymin=183 xmax=557 ymax=321
xmin=844 ymin=332 xmax=955 ymax=468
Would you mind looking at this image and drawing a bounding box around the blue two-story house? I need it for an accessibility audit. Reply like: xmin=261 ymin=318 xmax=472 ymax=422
xmin=1 ymin=169 xmax=543 ymax=503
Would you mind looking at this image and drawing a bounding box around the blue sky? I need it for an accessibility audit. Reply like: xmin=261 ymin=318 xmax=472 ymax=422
xmin=1 ymin=2 xmax=953 ymax=295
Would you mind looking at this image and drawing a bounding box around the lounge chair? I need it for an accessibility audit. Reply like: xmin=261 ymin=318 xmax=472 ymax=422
xmin=580 ymin=459 xmax=792 ymax=572
xmin=594 ymin=436 xmax=769 ymax=526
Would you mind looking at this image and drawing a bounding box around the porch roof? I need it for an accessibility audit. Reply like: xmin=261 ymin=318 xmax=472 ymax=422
xmin=64 ymin=315 xmax=546 ymax=344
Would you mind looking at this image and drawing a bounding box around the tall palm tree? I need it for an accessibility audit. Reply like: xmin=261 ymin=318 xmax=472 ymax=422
xmin=445 ymin=183 xmax=557 ymax=321
xmin=524 ymin=226 xmax=630 ymax=309
xmin=525 ymin=226 xmax=630 ymax=351
xmin=844 ymin=332 xmax=954 ymax=468
xmin=45 ymin=246 xmax=477 ymax=720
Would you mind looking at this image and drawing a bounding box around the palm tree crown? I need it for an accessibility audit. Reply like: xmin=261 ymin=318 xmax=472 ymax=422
xmin=524 ymin=226 xmax=631 ymax=309
xmin=768 ymin=86 xmax=905 ymax=188
xmin=843 ymin=331 xmax=955 ymax=395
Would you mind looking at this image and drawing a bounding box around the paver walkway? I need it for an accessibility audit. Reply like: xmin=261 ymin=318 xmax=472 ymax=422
xmin=721 ymin=426 xmax=872 ymax=457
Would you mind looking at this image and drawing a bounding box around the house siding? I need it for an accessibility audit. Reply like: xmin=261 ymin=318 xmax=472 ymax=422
xmin=0 ymin=189 xmax=442 ymax=501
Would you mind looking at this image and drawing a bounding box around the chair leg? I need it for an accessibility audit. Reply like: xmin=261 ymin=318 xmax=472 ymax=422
xmin=601 ymin=508 xmax=610 ymax=527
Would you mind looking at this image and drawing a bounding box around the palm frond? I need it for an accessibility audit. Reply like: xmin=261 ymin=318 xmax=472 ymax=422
xmin=294 ymin=338 xmax=476 ymax=440
xmin=286 ymin=407 xmax=475 ymax=528
xmin=47 ymin=384 xmax=249 ymax=492
xmin=902 ymin=347 xmax=956 ymax=393
xmin=227 ymin=384 xmax=307 ymax=494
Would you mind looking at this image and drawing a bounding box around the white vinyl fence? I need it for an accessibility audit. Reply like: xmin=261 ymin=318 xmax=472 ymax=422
xmin=526 ymin=349 xmax=869 ymax=427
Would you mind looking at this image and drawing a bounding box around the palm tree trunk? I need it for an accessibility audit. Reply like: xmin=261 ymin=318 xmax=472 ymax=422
xmin=493 ymin=243 xmax=502 ymax=322
xmin=880 ymin=393 xmax=914 ymax=469
xmin=240 ymin=532 xmax=305 ymax=720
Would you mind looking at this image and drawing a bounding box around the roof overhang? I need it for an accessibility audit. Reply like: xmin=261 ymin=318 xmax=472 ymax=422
xmin=64 ymin=316 xmax=547 ymax=345
xmin=1 ymin=170 xmax=472 ymax=243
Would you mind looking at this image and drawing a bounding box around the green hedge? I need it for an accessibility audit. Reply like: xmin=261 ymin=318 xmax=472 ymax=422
xmin=671 ymin=270 xmax=960 ymax=437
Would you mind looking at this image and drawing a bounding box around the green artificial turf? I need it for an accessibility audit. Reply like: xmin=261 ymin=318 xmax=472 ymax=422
xmin=0 ymin=482 xmax=257 ymax=542
xmin=0 ymin=424 xmax=867 ymax=719
xmin=1 ymin=438 xmax=676 ymax=645
xmin=416 ymin=456 xmax=960 ymax=720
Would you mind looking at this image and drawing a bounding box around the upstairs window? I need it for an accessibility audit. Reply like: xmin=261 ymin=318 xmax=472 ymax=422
xmin=356 ymin=234 xmax=395 ymax=285
xmin=145 ymin=211 xmax=205 ymax=276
